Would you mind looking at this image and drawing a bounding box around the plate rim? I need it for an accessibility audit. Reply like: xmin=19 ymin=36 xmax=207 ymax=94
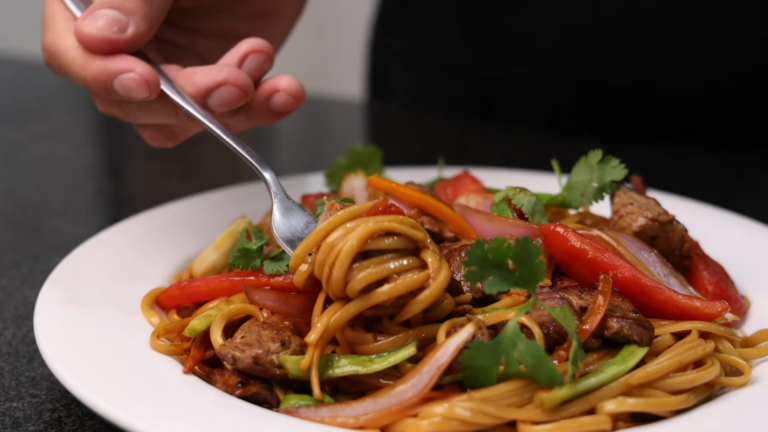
xmin=33 ymin=165 xmax=768 ymax=432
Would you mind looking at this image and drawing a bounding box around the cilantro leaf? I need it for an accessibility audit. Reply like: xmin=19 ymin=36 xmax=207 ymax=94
xmin=314 ymin=197 xmax=355 ymax=219
xmin=551 ymin=158 xmax=564 ymax=189
xmin=457 ymin=335 xmax=503 ymax=389
xmin=538 ymin=303 xmax=585 ymax=383
xmin=423 ymin=156 xmax=448 ymax=188
xmin=462 ymin=237 xmax=546 ymax=296
xmin=459 ymin=302 xmax=564 ymax=389
xmin=559 ymin=149 xmax=628 ymax=208
xmin=325 ymin=144 xmax=384 ymax=192
xmin=490 ymin=197 xmax=516 ymax=219
xmin=228 ymin=229 xmax=268 ymax=270
xmin=262 ymin=249 xmax=291 ymax=275
xmin=228 ymin=229 xmax=290 ymax=274
xmin=492 ymin=187 xmax=548 ymax=224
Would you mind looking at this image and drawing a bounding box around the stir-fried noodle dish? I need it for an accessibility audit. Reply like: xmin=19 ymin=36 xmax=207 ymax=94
xmin=142 ymin=147 xmax=768 ymax=431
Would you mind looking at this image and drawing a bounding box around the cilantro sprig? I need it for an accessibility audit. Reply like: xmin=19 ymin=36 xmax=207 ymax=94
xmin=459 ymin=302 xmax=584 ymax=389
xmin=458 ymin=237 xmax=585 ymax=389
xmin=423 ymin=155 xmax=447 ymax=188
xmin=549 ymin=149 xmax=628 ymax=209
xmin=491 ymin=187 xmax=549 ymax=224
xmin=462 ymin=237 xmax=546 ymax=295
xmin=325 ymin=144 xmax=384 ymax=192
xmin=314 ymin=197 xmax=355 ymax=219
xmin=228 ymin=228 xmax=290 ymax=275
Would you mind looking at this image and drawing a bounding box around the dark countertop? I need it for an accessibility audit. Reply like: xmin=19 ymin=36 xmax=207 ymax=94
xmin=1 ymin=58 xmax=766 ymax=431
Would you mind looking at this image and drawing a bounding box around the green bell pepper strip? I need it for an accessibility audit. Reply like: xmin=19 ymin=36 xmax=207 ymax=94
xmin=182 ymin=299 xmax=236 ymax=338
xmin=280 ymin=340 xmax=418 ymax=380
xmin=538 ymin=344 xmax=649 ymax=410
xmin=279 ymin=393 xmax=334 ymax=410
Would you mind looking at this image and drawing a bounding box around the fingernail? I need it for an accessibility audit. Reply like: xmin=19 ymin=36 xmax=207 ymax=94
xmin=240 ymin=52 xmax=272 ymax=81
xmin=82 ymin=9 xmax=129 ymax=36
xmin=112 ymin=72 xmax=150 ymax=100
xmin=269 ymin=92 xmax=297 ymax=113
xmin=207 ymin=85 xmax=246 ymax=112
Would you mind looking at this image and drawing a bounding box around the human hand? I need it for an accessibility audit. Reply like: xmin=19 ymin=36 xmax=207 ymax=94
xmin=42 ymin=0 xmax=307 ymax=147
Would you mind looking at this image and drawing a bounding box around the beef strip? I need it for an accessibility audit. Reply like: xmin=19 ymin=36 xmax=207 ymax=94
xmin=439 ymin=240 xmax=485 ymax=298
xmin=530 ymin=277 xmax=655 ymax=350
xmin=407 ymin=208 xmax=457 ymax=243
xmin=216 ymin=319 xmax=306 ymax=380
xmin=318 ymin=196 xmax=354 ymax=226
xmin=447 ymin=314 xmax=492 ymax=374
xmin=629 ymin=174 xmax=647 ymax=195
xmin=405 ymin=181 xmax=439 ymax=199
xmin=610 ymin=189 xmax=693 ymax=273
xmin=206 ymin=368 xmax=278 ymax=408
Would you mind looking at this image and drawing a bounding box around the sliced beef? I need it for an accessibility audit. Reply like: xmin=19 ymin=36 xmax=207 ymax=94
xmin=405 ymin=181 xmax=439 ymax=199
xmin=439 ymin=240 xmax=485 ymax=298
xmin=448 ymin=314 xmax=492 ymax=374
xmin=206 ymin=368 xmax=278 ymax=408
xmin=610 ymin=189 xmax=693 ymax=273
xmin=527 ymin=288 xmax=589 ymax=350
xmin=407 ymin=208 xmax=457 ymax=243
xmin=629 ymin=174 xmax=647 ymax=195
xmin=529 ymin=278 xmax=655 ymax=350
xmin=216 ymin=319 xmax=306 ymax=380
xmin=317 ymin=196 xmax=355 ymax=226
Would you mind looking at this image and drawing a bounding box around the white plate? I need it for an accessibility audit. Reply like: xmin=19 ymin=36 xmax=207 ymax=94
xmin=35 ymin=167 xmax=767 ymax=432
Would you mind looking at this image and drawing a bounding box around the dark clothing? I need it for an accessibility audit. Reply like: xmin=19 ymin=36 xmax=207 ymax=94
xmin=368 ymin=1 xmax=768 ymax=143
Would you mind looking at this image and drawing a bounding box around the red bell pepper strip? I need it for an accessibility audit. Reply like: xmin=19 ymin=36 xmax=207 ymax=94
xmin=434 ymin=171 xmax=486 ymax=205
xmin=540 ymin=223 xmax=729 ymax=321
xmin=156 ymin=269 xmax=315 ymax=311
xmin=183 ymin=332 xmax=210 ymax=374
xmin=686 ymin=241 xmax=748 ymax=321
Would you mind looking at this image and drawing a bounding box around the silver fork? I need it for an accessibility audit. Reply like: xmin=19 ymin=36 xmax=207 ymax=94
xmin=62 ymin=0 xmax=317 ymax=255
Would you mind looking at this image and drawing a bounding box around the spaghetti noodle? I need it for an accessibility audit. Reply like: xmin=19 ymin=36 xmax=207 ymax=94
xmin=141 ymin=168 xmax=768 ymax=432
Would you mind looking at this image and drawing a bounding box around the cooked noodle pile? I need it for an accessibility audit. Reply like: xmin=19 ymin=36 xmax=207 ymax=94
xmin=142 ymin=200 xmax=768 ymax=432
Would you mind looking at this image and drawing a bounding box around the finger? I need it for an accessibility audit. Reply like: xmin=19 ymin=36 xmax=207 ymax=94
xmin=229 ymin=74 xmax=306 ymax=128
xmin=93 ymin=63 xmax=256 ymax=124
xmin=75 ymin=0 xmax=174 ymax=55
xmin=133 ymin=74 xmax=305 ymax=147
xmin=216 ymin=38 xmax=276 ymax=83
xmin=43 ymin=0 xmax=160 ymax=101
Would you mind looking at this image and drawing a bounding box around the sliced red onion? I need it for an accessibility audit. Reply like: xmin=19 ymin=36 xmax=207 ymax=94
xmin=602 ymin=230 xmax=704 ymax=298
xmin=453 ymin=203 xmax=539 ymax=239
xmin=283 ymin=322 xmax=478 ymax=429
xmin=339 ymin=171 xmax=372 ymax=204
xmin=453 ymin=192 xmax=494 ymax=213
xmin=243 ymin=287 xmax=318 ymax=318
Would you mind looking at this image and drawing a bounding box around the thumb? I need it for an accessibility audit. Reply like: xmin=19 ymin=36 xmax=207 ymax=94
xmin=75 ymin=0 xmax=173 ymax=55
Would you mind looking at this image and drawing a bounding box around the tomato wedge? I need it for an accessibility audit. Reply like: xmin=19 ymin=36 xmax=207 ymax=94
xmin=362 ymin=198 xmax=406 ymax=217
xmin=434 ymin=171 xmax=485 ymax=205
